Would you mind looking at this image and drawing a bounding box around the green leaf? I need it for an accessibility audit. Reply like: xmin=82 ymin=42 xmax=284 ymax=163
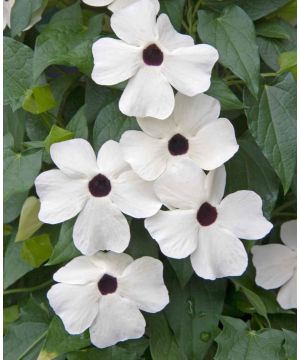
xmin=147 ymin=312 xmax=187 ymax=360
xmin=256 ymin=20 xmax=291 ymax=39
xmin=206 ymin=76 xmax=244 ymax=110
xmin=236 ymin=0 xmax=291 ymax=20
xmin=165 ymin=272 xmax=226 ymax=360
xmin=4 ymin=191 xmax=28 ymax=224
xmin=4 ymin=305 xmax=20 ymax=335
xmin=225 ymin=133 xmax=279 ymax=218
xmin=22 ymin=84 xmax=57 ymax=115
xmin=47 ymin=219 xmax=80 ymax=266
xmin=278 ymin=51 xmax=297 ymax=77
xmin=4 ymin=297 xmax=50 ymax=360
xmin=168 ymin=258 xmax=194 ymax=288
xmin=160 ymin=0 xmax=185 ymax=31
xmin=282 ymin=329 xmax=296 ymax=360
xmin=44 ymin=125 xmax=74 ymax=152
xmin=244 ymin=74 xmax=296 ymax=193
xmin=4 ymin=106 xmax=26 ymax=152
xmin=21 ymin=234 xmax=53 ymax=268
xmin=4 ymin=148 xmax=43 ymax=201
xmin=10 ymin=0 xmax=47 ymax=36
xmin=68 ymin=346 xmax=143 ymax=359
xmin=126 ymin=219 xmax=159 ymax=259
xmin=33 ymin=3 xmax=102 ymax=80
xmin=4 ymin=37 xmax=33 ymax=111
xmin=15 ymin=196 xmax=43 ymax=242
xmin=38 ymin=316 xmax=90 ymax=360
xmin=93 ymin=98 xmax=139 ymax=151
xmin=66 ymin=106 xmax=89 ymax=139
xmin=215 ymin=317 xmax=285 ymax=360
xmin=198 ymin=6 xmax=260 ymax=97
xmin=269 ymin=0 xmax=297 ymax=23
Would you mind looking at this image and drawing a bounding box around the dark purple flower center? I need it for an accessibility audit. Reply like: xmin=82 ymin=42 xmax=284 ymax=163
xmin=168 ymin=134 xmax=189 ymax=156
xmin=88 ymin=174 xmax=111 ymax=197
xmin=197 ymin=202 xmax=217 ymax=226
xmin=143 ymin=44 xmax=164 ymax=66
xmin=98 ymin=274 xmax=118 ymax=295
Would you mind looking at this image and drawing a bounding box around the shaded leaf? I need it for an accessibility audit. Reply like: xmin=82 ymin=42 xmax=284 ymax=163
xmin=168 ymin=258 xmax=194 ymax=288
xmin=160 ymin=0 xmax=185 ymax=31
xmin=283 ymin=329 xmax=296 ymax=360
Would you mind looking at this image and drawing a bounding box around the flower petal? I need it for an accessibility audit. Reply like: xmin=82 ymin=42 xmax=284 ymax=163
xmin=251 ymin=244 xmax=296 ymax=290
xmin=92 ymin=38 xmax=141 ymax=86
xmin=190 ymin=226 xmax=248 ymax=280
xmin=90 ymin=294 xmax=145 ymax=348
xmin=97 ymin=140 xmax=130 ymax=178
xmin=47 ymin=283 xmax=99 ymax=335
xmin=53 ymin=256 xmax=101 ymax=285
xmin=157 ymin=14 xmax=194 ymax=50
xmin=35 ymin=170 xmax=88 ymax=224
xmin=153 ymin=159 xmax=206 ymax=209
xmin=162 ymin=45 xmax=219 ymax=96
xmin=218 ymin=191 xmax=273 ymax=240
xmin=82 ymin=0 xmax=112 ymax=6
xmin=111 ymin=170 xmax=161 ymax=218
xmin=120 ymin=131 xmax=169 ymax=181
xmin=50 ymin=139 xmax=97 ymax=178
xmin=90 ymin=252 xmax=133 ymax=277
xmin=280 ymin=220 xmax=297 ymax=251
xmin=189 ymin=118 xmax=238 ymax=170
xmin=172 ymin=93 xmax=220 ymax=136
xmin=110 ymin=0 xmax=159 ymax=45
xmin=277 ymin=272 xmax=297 ymax=310
xmin=73 ymin=197 xmax=130 ymax=255
xmin=145 ymin=209 xmax=199 ymax=258
xmin=204 ymin=166 xmax=226 ymax=206
xmin=137 ymin=115 xmax=177 ymax=138
xmin=119 ymin=67 xmax=175 ymax=119
xmin=119 ymin=257 xmax=169 ymax=312
xmin=109 ymin=0 xmax=159 ymax=12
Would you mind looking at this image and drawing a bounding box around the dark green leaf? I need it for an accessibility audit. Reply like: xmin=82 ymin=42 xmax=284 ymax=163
xmin=66 ymin=106 xmax=89 ymax=139
xmin=67 ymin=346 xmax=142 ymax=360
xmin=168 ymin=258 xmax=194 ymax=288
xmin=47 ymin=219 xmax=80 ymax=266
xmin=4 ymin=305 xmax=20 ymax=335
xmin=33 ymin=3 xmax=102 ymax=80
xmin=283 ymin=329 xmax=296 ymax=359
xmin=244 ymin=74 xmax=296 ymax=193
xmin=160 ymin=0 xmax=185 ymax=31
xmin=4 ymin=191 xmax=28 ymax=224
xmin=4 ymin=106 xmax=26 ymax=152
xmin=215 ymin=316 xmax=285 ymax=360
xmin=4 ymin=37 xmax=34 ymax=111
xmin=225 ymin=133 xmax=279 ymax=218
xmin=256 ymin=20 xmax=291 ymax=39
xmin=198 ymin=6 xmax=260 ymax=96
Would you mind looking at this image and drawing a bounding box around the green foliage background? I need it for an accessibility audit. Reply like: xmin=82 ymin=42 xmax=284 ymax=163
xmin=3 ymin=0 xmax=297 ymax=359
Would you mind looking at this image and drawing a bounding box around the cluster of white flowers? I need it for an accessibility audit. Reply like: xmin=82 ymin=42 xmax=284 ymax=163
xmin=32 ymin=0 xmax=296 ymax=350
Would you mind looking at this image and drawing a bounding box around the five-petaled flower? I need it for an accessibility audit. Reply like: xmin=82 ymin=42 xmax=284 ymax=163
xmin=252 ymin=220 xmax=297 ymax=310
xmin=91 ymin=0 xmax=218 ymax=119
xmin=120 ymin=93 xmax=238 ymax=181
xmin=81 ymin=0 xmax=152 ymax=12
xmin=35 ymin=139 xmax=161 ymax=256
xmin=47 ymin=251 xmax=169 ymax=348
xmin=145 ymin=160 xmax=273 ymax=280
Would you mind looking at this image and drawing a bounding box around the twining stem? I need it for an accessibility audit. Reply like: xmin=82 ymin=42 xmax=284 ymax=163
xmin=4 ymin=279 xmax=53 ymax=296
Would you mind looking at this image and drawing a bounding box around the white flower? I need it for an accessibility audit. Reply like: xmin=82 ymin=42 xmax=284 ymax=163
xmin=252 ymin=220 xmax=297 ymax=310
xmin=120 ymin=93 xmax=238 ymax=181
xmin=3 ymin=0 xmax=45 ymax=31
xmin=91 ymin=0 xmax=218 ymax=120
xmin=82 ymin=0 xmax=156 ymax=12
xmin=47 ymin=251 xmax=169 ymax=348
xmin=35 ymin=139 xmax=161 ymax=256
xmin=145 ymin=160 xmax=273 ymax=280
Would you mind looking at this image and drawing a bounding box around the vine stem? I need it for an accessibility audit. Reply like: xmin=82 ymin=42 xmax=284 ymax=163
xmin=4 ymin=279 xmax=53 ymax=296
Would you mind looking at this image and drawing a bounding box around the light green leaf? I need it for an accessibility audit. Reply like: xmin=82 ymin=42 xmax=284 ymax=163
xmin=4 ymin=148 xmax=43 ymax=201
xmin=15 ymin=196 xmax=43 ymax=242
xmin=4 ymin=37 xmax=33 ymax=111
xmin=283 ymin=329 xmax=296 ymax=360
xmin=225 ymin=133 xmax=279 ymax=218
xmin=244 ymin=74 xmax=296 ymax=193
xmin=278 ymin=51 xmax=297 ymax=77
xmin=206 ymin=76 xmax=244 ymax=110
xmin=38 ymin=316 xmax=90 ymax=360
xmin=22 ymin=84 xmax=57 ymax=115
xmin=4 ymin=297 xmax=50 ymax=360
xmin=215 ymin=317 xmax=285 ymax=360
xmin=93 ymin=98 xmax=139 ymax=151
xmin=256 ymin=20 xmax=291 ymax=39
xmin=21 ymin=234 xmax=53 ymax=268
xmin=47 ymin=219 xmax=80 ymax=266
xmin=4 ymin=305 xmax=20 ymax=335
xmin=44 ymin=125 xmax=74 ymax=152
xmin=198 ymin=6 xmax=260 ymax=96
xmin=147 ymin=312 xmax=187 ymax=360
xmin=33 ymin=3 xmax=102 ymax=80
